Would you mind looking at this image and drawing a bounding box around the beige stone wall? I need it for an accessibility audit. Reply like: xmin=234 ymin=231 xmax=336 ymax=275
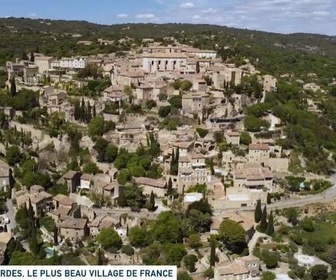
xmin=9 ymin=121 xmax=44 ymax=141
xmin=60 ymin=227 xmax=85 ymax=241
xmin=265 ymin=158 xmax=289 ymax=173
xmin=142 ymin=185 xmax=166 ymax=197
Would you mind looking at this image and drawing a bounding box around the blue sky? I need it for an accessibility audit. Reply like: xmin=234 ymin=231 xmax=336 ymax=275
xmin=1 ymin=0 xmax=335 ymax=35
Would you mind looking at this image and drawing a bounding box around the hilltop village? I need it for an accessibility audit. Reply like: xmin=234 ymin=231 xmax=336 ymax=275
xmin=0 ymin=33 xmax=336 ymax=280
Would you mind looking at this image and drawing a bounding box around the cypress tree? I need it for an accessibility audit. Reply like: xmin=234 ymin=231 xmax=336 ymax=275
xmin=209 ymin=158 xmax=215 ymax=175
xmin=178 ymin=227 xmax=184 ymax=244
xmin=97 ymin=249 xmax=104 ymax=265
xmin=209 ymin=241 xmax=216 ymax=266
xmin=254 ymin=199 xmax=262 ymax=223
xmin=10 ymin=76 xmax=16 ymax=97
xmin=148 ymin=191 xmax=155 ymax=211
xmin=118 ymin=189 xmax=127 ymax=207
xmin=28 ymin=199 xmax=34 ymax=221
xmin=196 ymin=61 xmax=200 ymax=73
xmin=86 ymin=101 xmax=92 ymax=122
xmin=266 ymin=211 xmax=275 ymax=236
xmin=259 ymin=206 xmax=268 ymax=233
xmin=92 ymin=105 xmax=96 ymax=118
xmin=74 ymin=102 xmax=81 ymax=120
xmin=30 ymin=227 xmax=39 ymax=255
xmin=53 ymin=226 xmax=58 ymax=246
xmin=21 ymin=51 xmax=28 ymax=60
xmin=8 ymin=168 xmax=14 ymax=199
xmin=35 ymin=216 xmax=40 ymax=228
xmin=175 ymin=148 xmax=180 ymax=163
xmin=169 ymin=149 xmax=175 ymax=174
xmin=30 ymin=52 xmax=35 ymax=62
xmin=267 ymin=193 xmax=271 ymax=204
xmin=167 ymin=177 xmax=173 ymax=195
xmin=80 ymin=97 xmax=86 ymax=122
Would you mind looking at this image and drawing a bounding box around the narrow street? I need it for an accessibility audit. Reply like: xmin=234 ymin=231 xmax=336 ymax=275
xmin=5 ymin=198 xmax=16 ymax=233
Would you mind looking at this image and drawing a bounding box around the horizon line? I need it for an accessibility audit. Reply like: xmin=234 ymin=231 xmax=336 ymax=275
xmin=0 ymin=16 xmax=334 ymax=37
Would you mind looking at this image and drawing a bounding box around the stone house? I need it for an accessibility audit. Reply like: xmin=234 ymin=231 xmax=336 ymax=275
xmin=224 ymin=131 xmax=241 ymax=146
xmin=262 ymin=74 xmax=277 ymax=92
xmin=89 ymin=215 xmax=118 ymax=237
xmin=214 ymin=256 xmax=260 ymax=280
xmin=0 ymin=232 xmax=13 ymax=265
xmin=52 ymin=194 xmax=76 ymax=210
xmin=135 ymin=84 xmax=154 ymax=105
xmin=173 ymin=141 xmax=195 ymax=156
xmin=134 ymin=177 xmax=167 ymax=197
xmin=116 ymin=71 xmax=145 ymax=87
xmin=248 ymin=143 xmax=270 ymax=165
xmin=178 ymin=153 xmax=211 ymax=192
xmin=16 ymin=186 xmax=53 ymax=217
xmin=211 ymin=211 xmax=255 ymax=243
xmin=116 ymin=123 xmax=147 ymax=151
xmin=80 ymin=173 xmax=93 ymax=190
xmin=103 ymin=85 xmax=128 ymax=105
xmin=182 ymin=92 xmax=210 ymax=115
xmin=0 ymin=161 xmax=9 ymax=190
xmin=220 ymin=163 xmax=273 ymax=208
xmin=233 ymin=163 xmax=273 ymax=190
xmin=212 ymin=66 xmax=243 ymax=88
xmin=192 ymin=79 xmax=207 ymax=92
xmin=58 ymin=170 xmax=81 ymax=193
xmin=59 ymin=217 xmax=88 ymax=241
xmin=34 ymin=56 xmax=54 ymax=73
xmin=103 ymin=183 xmax=120 ymax=204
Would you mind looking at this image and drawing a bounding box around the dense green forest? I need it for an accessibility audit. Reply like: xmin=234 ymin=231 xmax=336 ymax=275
xmin=1 ymin=17 xmax=336 ymax=78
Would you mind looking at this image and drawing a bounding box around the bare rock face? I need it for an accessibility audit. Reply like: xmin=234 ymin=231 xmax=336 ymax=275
xmin=157 ymin=129 xmax=178 ymax=151
xmin=80 ymin=135 xmax=95 ymax=153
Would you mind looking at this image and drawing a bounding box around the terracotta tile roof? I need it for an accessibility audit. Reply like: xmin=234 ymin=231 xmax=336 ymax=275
xmin=216 ymin=261 xmax=249 ymax=276
xmin=60 ymin=217 xmax=87 ymax=229
xmin=226 ymin=131 xmax=241 ymax=137
xmin=89 ymin=215 xmax=117 ymax=229
xmin=190 ymin=153 xmax=205 ymax=160
xmin=248 ymin=143 xmax=270 ymax=151
xmin=119 ymin=71 xmax=145 ymax=78
xmin=104 ymin=183 xmax=118 ymax=191
xmin=234 ymin=164 xmax=274 ymax=180
xmin=178 ymin=156 xmax=191 ymax=162
xmin=50 ymin=206 xmax=71 ymax=216
xmin=174 ymin=141 xmax=194 ymax=149
xmin=30 ymin=191 xmax=52 ymax=204
xmin=143 ymin=53 xmax=187 ymax=59
xmin=53 ymin=194 xmax=74 ymax=206
xmin=134 ymin=177 xmax=167 ymax=189
xmin=81 ymin=173 xmax=93 ymax=181
xmin=63 ymin=170 xmax=79 ymax=179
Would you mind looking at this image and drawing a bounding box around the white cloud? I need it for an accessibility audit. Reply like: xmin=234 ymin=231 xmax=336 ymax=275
xmin=135 ymin=13 xmax=159 ymax=22
xmin=116 ymin=13 xmax=129 ymax=18
xmin=27 ymin=12 xmax=37 ymax=18
xmin=143 ymin=0 xmax=336 ymax=35
xmin=179 ymin=2 xmax=194 ymax=9
xmin=312 ymin=10 xmax=330 ymax=16
xmin=201 ymin=8 xmax=218 ymax=14
xmin=135 ymin=13 xmax=156 ymax=19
